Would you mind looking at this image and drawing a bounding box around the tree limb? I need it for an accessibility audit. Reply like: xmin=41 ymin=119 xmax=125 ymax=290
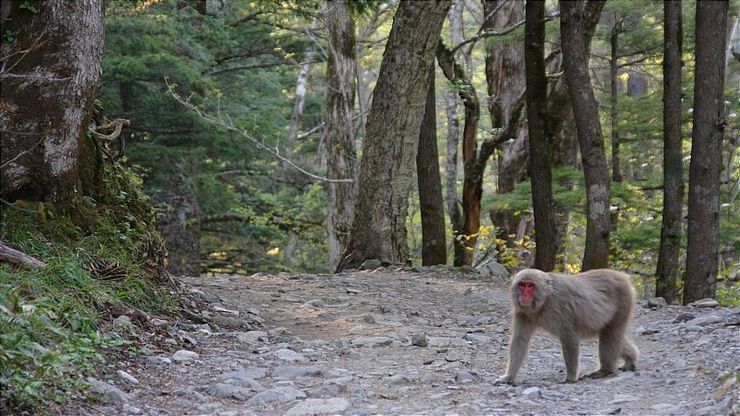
xmin=0 ymin=242 xmax=45 ymax=268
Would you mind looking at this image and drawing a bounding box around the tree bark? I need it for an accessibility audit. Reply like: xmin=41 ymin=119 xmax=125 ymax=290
xmin=656 ymin=0 xmax=683 ymax=304
xmin=417 ymin=72 xmax=447 ymax=265
xmin=157 ymin=193 xmax=202 ymax=276
xmin=525 ymin=0 xmax=557 ymax=272
xmin=560 ymin=0 xmax=610 ymax=271
xmin=438 ymin=40 xmax=525 ymax=267
xmin=337 ymin=0 xmax=451 ymax=271
xmin=446 ymin=0 xmax=465 ymax=266
xmin=325 ymin=0 xmax=358 ymax=272
xmin=610 ymin=16 xmax=623 ymax=183
xmin=684 ymin=0 xmax=728 ymax=304
xmin=0 ymin=1 xmax=105 ymax=202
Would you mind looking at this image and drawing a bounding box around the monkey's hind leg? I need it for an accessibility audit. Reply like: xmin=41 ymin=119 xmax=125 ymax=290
xmin=585 ymin=328 xmax=621 ymax=379
xmin=619 ymin=337 xmax=639 ymax=371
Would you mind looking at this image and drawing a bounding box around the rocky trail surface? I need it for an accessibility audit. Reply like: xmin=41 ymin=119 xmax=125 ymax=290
xmin=79 ymin=268 xmax=738 ymax=415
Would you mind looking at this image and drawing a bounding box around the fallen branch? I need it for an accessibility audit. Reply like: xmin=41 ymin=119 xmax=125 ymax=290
xmin=0 ymin=242 xmax=45 ymax=268
xmin=92 ymin=118 xmax=130 ymax=142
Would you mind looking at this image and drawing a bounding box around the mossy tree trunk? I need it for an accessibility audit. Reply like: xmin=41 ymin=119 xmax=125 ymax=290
xmin=0 ymin=1 xmax=104 ymax=203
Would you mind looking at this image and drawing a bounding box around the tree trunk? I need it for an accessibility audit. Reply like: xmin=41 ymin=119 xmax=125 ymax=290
xmin=0 ymin=1 xmax=105 ymax=202
xmin=325 ymin=0 xmax=358 ymax=272
xmin=525 ymin=0 xmax=557 ymax=272
xmin=560 ymin=0 xmax=610 ymax=271
xmin=417 ymin=72 xmax=447 ymax=265
xmin=610 ymin=18 xmax=623 ymax=183
xmin=656 ymin=0 xmax=683 ymax=304
xmin=684 ymin=0 xmax=728 ymax=304
xmin=337 ymin=0 xmax=451 ymax=271
xmin=446 ymin=0 xmax=465 ymax=266
xmin=158 ymin=194 xmax=202 ymax=276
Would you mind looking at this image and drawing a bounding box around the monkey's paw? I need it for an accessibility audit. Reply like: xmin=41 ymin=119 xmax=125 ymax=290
xmin=494 ymin=375 xmax=515 ymax=384
xmin=583 ymin=369 xmax=613 ymax=379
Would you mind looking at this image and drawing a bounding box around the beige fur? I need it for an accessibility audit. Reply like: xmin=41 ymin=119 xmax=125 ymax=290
xmin=496 ymin=268 xmax=639 ymax=383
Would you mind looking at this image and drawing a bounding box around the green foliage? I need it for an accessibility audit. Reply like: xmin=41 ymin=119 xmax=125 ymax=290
xmin=0 ymin=162 xmax=175 ymax=413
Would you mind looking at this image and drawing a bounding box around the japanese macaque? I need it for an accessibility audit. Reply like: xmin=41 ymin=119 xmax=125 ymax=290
xmin=496 ymin=268 xmax=639 ymax=383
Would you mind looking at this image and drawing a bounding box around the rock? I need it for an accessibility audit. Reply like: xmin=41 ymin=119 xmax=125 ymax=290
xmin=350 ymin=336 xmax=393 ymax=347
xmin=236 ymin=331 xmax=269 ymax=344
xmin=273 ymin=366 xmax=323 ymax=379
xmin=247 ymin=387 xmax=306 ymax=406
xmin=609 ymin=394 xmax=637 ymax=404
xmin=360 ymin=259 xmax=382 ymax=270
xmin=648 ymin=297 xmax=667 ymax=308
xmin=284 ymin=398 xmax=351 ymax=416
xmin=539 ymin=389 xmax=566 ymax=401
xmin=388 ymin=374 xmax=412 ymax=385
xmin=411 ymin=334 xmax=428 ymax=347
xmin=464 ymin=333 xmax=491 ymax=343
xmin=87 ymin=377 xmax=132 ymax=406
xmin=306 ymin=383 xmax=346 ymax=398
xmin=149 ymin=318 xmax=169 ymax=328
xmin=686 ymin=314 xmax=723 ymax=326
xmin=116 ymin=370 xmax=139 ymax=385
xmin=210 ymin=383 xmax=252 ymax=400
xmin=122 ymin=404 xmax=142 ymax=415
xmin=222 ymin=367 xmax=267 ymax=381
xmin=171 ymin=349 xmax=199 ymax=363
xmin=475 ymin=260 xmax=509 ymax=278
xmin=455 ymin=371 xmax=475 ymax=384
xmin=522 ymin=387 xmax=540 ymax=396
xmin=691 ymin=298 xmax=719 ymax=308
xmin=272 ymin=348 xmax=307 ymax=362
xmin=672 ymin=312 xmax=696 ymax=323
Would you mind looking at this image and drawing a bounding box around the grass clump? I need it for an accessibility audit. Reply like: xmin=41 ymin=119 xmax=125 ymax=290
xmin=0 ymin=162 xmax=175 ymax=414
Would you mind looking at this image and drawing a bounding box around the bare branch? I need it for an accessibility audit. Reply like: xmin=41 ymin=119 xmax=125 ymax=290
xmin=166 ymin=79 xmax=353 ymax=184
xmin=0 ymin=138 xmax=44 ymax=169
xmin=450 ymin=11 xmax=558 ymax=56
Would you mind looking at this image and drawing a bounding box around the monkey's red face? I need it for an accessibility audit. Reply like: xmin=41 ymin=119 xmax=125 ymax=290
xmin=518 ymin=280 xmax=536 ymax=306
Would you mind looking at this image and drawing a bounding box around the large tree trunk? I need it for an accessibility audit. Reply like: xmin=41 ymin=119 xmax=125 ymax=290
xmin=684 ymin=1 xmax=728 ymax=304
xmin=525 ymin=0 xmax=557 ymax=272
xmin=0 ymin=1 xmax=105 ymax=202
xmin=560 ymin=0 xmax=610 ymax=271
xmin=325 ymin=0 xmax=358 ymax=272
xmin=417 ymin=72 xmax=447 ymax=265
xmin=655 ymin=0 xmax=683 ymax=304
xmin=337 ymin=0 xmax=450 ymax=271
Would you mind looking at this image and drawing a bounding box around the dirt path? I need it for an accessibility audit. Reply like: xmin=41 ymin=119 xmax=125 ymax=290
xmin=82 ymin=268 xmax=738 ymax=415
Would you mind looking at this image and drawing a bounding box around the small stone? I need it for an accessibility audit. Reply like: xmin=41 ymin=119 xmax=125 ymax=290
xmin=360 ymin=259 xmax=382 ymax=270
xmin=116 ymin=370 xmax=139 ymax=385
xmin=411 ymin=334 xmax=428 ymax=347
xmin=455 ymin=371 xmax=475 ymax=384
xmin=672 ymin=312 xmax=696 ymax=323
xmin=350 ymin=336 xmax=393 ymax=347
xmin=686 ymin=314 xmax=723 ymax=326
xmin=210 ymin=383 xmax=251 ymax=401
xmin=648 ymin=297 xmax=667 ymax=308
xmin=388 ymin=374 xmax=412 ymax=385
xmin=222 ymin=367 xmax=267 ymax=381
xmin=692 ymin=298 xmax=719 ymax=308
xmin=122 ymin=404 xmax=142 ymax=415
xmin=273 ymin=366 xmax=322 ymax=379
xmin=522 ymin=387 xmax=540 ymax=396
xmin=247 ymin=387 xmax=306 ymax=406
xmin=306 ymin=383 xmax=345 ymax=398
xmin=464 ymin=333 xmax=491 ymax=343
xmin=237 ymin=331 xmax=269 ymax=344
xmin=272 ymin=349 xmax=307 ymax=362
xmin=171 ymin=349 xmax=199 ymax=363
xmin=284 ymin=398 xmax=351 ymax=416
xmin=149 ymin=318 xmax=169 ymax=327
xmin=609 ymin=394 xmax=637 ymax=404
xmin=539 ymin=389 xmax=566 ymax=401
xmin=87 ymin=377 xmax=132 ymax=406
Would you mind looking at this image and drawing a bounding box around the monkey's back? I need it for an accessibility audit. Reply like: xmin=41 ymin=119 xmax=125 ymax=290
xmin=540 ymin=269 xmax=635 ymax=338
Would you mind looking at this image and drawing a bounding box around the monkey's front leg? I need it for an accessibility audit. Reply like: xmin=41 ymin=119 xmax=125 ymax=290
xmin=495 ymin=319 xmax=534 ymax=384
xmin=559 ymin=334 xmax=580 ymax=383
